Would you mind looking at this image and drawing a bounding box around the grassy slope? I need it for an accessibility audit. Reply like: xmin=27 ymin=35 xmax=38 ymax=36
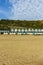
xmin=0 ymin=19 xmax=43 ymax=30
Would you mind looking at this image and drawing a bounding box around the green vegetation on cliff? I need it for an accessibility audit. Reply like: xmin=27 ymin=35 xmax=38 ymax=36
xmin=0 ymin=19 xmax=43 ymax=30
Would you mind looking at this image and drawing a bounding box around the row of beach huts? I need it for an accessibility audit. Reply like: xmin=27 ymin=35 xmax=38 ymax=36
xmin=0 ymin=28 xmax=43 ymax=35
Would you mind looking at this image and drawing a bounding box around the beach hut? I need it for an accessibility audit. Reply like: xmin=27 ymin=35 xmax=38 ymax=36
xmin=38 ymin=29 xmax=41 ymax=32
xmin=9 ymin=33 xmax=12 ymax=34
xmin=14 ymin=29 xmax=18 ymax=32
xmin=9 ymin=32 xmax=16 ymax=34
xmin=34 ymin=29 xmax=38 ymax=32
xmin=20 ymin=29 xmax=25 ymax=35
xmin=4 ymin=32 xmax=8 ymax=34
xmin=27 ymin=29 xmax=32 ymax=34
xmin=18 ymin=29 xmax=21 ymax=32
xmin=0 ymin=30 xmax=9 ymax=34
xmin=37 ymin=33 xmax=42 ymax=35
xmin=25 ymin=29 xmax=28 ymax=32
xmin=28 ymin=29 xmax=31 ymax=31
xmin=0 ymin=30 xmax=4 ymax=34
xmin=21 ymin=29 xmax=25 ymax=32
xmin=41 ymin=29 xmax=43 ymax=32
xmin=31 ymin=29 xmax=35 ymax=34
xmin=27 ymin=32 xmax=31 ymax=35
xmin=34 ymin=29 xmax=40 ymax=35
xmin=17 ymin=33 xmax=22 ymax=35
xmin=28 ymin=29 xmax=31 ymax=32
xmin=11 ymin=29 xmax=14 ymax=32
xmin=17 ymin=29 xmax=21 ymax=34
xmin=21 ymin=32 xmax=26 ymax=35
xmin=24 ymin=29 xmax=28 ymax=34
xmin=31 ymin=29 xmax=34 ymax=31
xmin=31 ymin=29 xmax=37 ymax=35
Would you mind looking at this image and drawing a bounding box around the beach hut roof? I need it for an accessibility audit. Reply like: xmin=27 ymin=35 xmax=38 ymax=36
xmin=11 ymin=29 xmax=14 ymax=31
xmin=15 ymin=29 xmax=17 ymax=31
xmin=31 ymin=29 xmax=34 ymax=31
xmin=18 ymin=29 xmax=21 ymax=32
xmin=25 ymin=29 xmax=28 ymax=31
xmin=21 ymin=29 xmax=24 ymax=32
xmin=34 ymin=29 xmax=38 ymax=31
xmin=28 ymin=29 xmax=31 ymax=31
xmin=38 ymin=29 xmax=41 ymax=31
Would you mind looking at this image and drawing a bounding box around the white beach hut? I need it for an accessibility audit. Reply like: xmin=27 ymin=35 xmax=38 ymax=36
xmin=28 ymin=29 xmax=31 ymax=32
xmin=10 ymin=29 xmax=14 ymax=34
xmin=21 ymin=29 xmax=25 ymax=32
xmin=37 ymin=33 xmax=42 ymax=35
xmin=34 ymin=29 xmax=38 ymax=32
xmin=2 ymin=30 xmax=9 ymax=34
xmin=25 ymin=29 xmax=27 ymax=31
xmin=41 ymin=29 xmax=43 ymax=32
xmin=11 ymin=29 xmax=14 ymax=32
xmin=4 ymin=31 xmax=8 ymax=34
xmin=41 ymin=29 xmax=43 ymax=35
xmin=18 ymin=33 xmax=22 ymax=35
xmin=26 ymin=29 xmax=31 ymax=34
xmin=17 ymin=29 xmax=21 ymax=34
xmin=31 ymin=29 xmax=34 ymax=32
xmin=24 ymin=29 xmax=28 ymax=33
xmin=18 ymin=29 xmax=21 ymax=32
xmin=14 ymin=29 xmax=18 ymax=32
xmin=38 ymin=29 xmax=41 ymax=32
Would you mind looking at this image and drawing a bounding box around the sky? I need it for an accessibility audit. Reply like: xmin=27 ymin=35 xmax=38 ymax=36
xmin=0 ymin=0 xmax=43 ymax=20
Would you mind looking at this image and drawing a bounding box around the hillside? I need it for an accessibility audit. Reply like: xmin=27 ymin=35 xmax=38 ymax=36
xmin=0 ymin=19 xmax=43 ymax=30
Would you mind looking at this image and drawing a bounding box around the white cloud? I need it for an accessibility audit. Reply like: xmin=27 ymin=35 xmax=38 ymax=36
xmin=9 ymin=0 xmax=43 ymax=20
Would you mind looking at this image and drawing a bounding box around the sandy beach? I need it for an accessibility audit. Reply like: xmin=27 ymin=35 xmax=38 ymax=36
xmin=0 ymin=35 xmax=43 ymax=65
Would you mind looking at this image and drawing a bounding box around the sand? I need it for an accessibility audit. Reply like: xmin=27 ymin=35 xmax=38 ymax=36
xmin=0 ymin=35 xmax=43 ymax=65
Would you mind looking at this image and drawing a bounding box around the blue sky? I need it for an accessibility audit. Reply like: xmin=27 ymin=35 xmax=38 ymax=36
xmin=0 ymin=0 xmax=12 ymax=19
xmin=0 ymin=0 xmax=43 ymax=20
